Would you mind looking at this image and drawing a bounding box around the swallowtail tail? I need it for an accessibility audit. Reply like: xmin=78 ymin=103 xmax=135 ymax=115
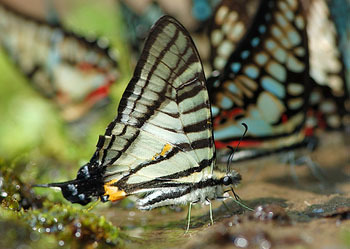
xmin=36 ymin=15 xmax=241 ymax=224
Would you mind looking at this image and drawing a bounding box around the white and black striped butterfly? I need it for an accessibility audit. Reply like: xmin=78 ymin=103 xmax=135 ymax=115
xmin=36 ymin=16 xmax=241 ymax=223
xmin=0 ymin=3 xmax=119 ymax=122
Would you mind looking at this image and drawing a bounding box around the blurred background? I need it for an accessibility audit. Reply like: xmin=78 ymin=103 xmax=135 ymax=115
xmin=0 ymin=0 xmax=349 ymax=248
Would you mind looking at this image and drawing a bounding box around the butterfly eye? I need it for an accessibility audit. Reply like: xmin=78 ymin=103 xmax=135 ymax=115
xmin=223 ymin=176 xmax=232 ymax=186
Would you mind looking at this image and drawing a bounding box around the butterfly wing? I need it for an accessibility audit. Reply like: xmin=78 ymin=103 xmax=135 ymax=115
xmin=48 ymin=15 xmax=215 ymax=205
xmin=304 ymin=0 xmax=350 ymax=130
xmin=0 ymin=3 xmax=119 ymax=122
xmin=100 ymin=15 xmax=214 ymax=189
xmin=328 ymin=0 xmax=350 ymax=94
xmin=208 ymin=0 xmax=259 ymax=71
xmin=208 ymin=0 xmax=310 ymax=161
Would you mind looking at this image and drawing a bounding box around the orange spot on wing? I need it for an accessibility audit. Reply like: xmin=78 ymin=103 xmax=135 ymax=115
xmin=103 ymin=179 xmax=126 ymax=202
xmin=152 ymin=143 xmax=173 ymax=160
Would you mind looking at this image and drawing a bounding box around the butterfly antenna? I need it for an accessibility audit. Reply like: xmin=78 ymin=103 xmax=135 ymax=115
xmin=32 ymin=180 xmax=74 ymax=189
xmin=226 ymin=123 xmax=248 ymax=173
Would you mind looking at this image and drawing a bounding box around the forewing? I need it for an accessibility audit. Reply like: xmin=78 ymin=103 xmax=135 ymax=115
xmin=95 ymin=16 xmax=214 ymax=190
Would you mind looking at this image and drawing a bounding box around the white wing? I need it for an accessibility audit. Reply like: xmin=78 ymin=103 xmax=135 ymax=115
xmin=94 ymin=16 xmax=214 ymax=192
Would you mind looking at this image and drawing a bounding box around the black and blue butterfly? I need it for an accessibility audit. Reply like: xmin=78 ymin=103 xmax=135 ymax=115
xmin=208 ymin=0 xmax=312 ymax=161
xmin=207 ymin=0 xmax=350 ymax=162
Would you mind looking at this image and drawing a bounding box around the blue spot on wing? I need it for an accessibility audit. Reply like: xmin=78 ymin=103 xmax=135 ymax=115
xmin=228 ymin=83 xmax=239 ymax=94
xmin=244 ymin=66 xmax=259 ymax=79
xmin=261 ymin=77 xmax=286 ymax=98
xmin=251 ymin=37 xmax=260 ymax=47
xmin=231 ymin=63 xmax=241 ymax=73
xmin=259 ymin=25 xmax=266 ymax=34
xmin=192 ymin=0 xmax=212 ymax=21
xmin=221 ymin=96 xmax=233 ymax=109
xmin=241 ymin=50 xmax=250 ymax=59
xmin=214 ymin=116 xmax=273 ymax=139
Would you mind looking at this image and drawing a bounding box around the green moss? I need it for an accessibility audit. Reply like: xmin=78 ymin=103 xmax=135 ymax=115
xmin=0 ymin=208 xmax=58 ymax=249
xmin=0 ymin=159 xmax=125 ymax=249
xmin=342 ymin=228 xmax=350 ymax=248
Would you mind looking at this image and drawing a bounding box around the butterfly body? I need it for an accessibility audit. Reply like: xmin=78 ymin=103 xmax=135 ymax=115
xmin=38 ymin=16 xmax=241 ymax=213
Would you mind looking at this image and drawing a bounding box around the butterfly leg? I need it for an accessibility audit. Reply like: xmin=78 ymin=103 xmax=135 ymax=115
xmin=289 ymin=162 xmax=300 ymax=184
xmin=185 ymin=202 xmax=193 ymax=233
xmin=222 ymin=199 xmax=231 ymax=212
xmin=284 ymin=151 xmax=326 ymax=182
xmin=282 ymin=151 xmax=303 ymax=183
xmin=296 ymin=155 xmax=326 ymax=182
xmin=206 ymin=198 xmax=214 ymax=226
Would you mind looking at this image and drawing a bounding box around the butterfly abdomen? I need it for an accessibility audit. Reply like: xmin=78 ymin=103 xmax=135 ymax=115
xmin=137 ymin=172 xmax=241 ymax=210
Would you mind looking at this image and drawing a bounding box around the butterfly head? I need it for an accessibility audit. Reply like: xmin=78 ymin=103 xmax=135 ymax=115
xmin=222 ymin=171 xmax=242 ymax=186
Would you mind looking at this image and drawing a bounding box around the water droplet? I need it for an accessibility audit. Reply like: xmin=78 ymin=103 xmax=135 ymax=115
xmin=58 ymin=240 xmax=64 ymax=246
xmin=45 ymin=228 xmax=51 ymax=233
xmin=234 ymin=237 xmax=248 ymax=248
xmin=129 ymin=211 xmax=135 ymax=217
xmin=75 ymin=231 xmax=81 ymax=238
xmin=57 ymin=224 xmax=63 ymax=231
xmin=15 ymin=185 xmax=20 ymax=190
xmin=312 ymin=208 xmax=324 ymax=214
xmin=260 ymin=239 xmax=271 ymax=249
xmin=1 ymin=192 xmax=8 ymax=197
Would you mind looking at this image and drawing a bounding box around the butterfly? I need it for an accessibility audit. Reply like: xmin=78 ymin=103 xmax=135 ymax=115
xmin=207 ymin=0 xmax=311 ymax=162
xmin=35 ymin=15 xmax=242 ymax=229
xmin=119 ymin=0 xmax=220 ymax=56
xmin=304 ymin=0 xmax=350 ymax=131
xmin=328 ymin=0 xmax=350 ymax=93
xmin=208 ymin=0 xmax=260 ymax=71
xmin=0 ymin=3 xmax=119 ymax=122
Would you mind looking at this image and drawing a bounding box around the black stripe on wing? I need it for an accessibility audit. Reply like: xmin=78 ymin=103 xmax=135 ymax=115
xmin=102 ymin=15 xmax=213 ymax=166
